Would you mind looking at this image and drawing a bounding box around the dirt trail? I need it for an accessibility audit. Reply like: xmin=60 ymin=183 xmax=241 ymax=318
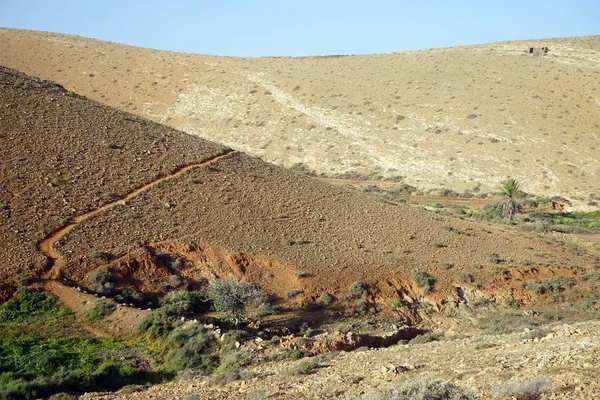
xmin=39 ymin=149 xmax=236 ymax=280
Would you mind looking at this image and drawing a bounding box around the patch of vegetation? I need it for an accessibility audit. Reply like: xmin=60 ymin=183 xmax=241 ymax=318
xmin=0 ymin=287 xmax=72 ymax=336
xmin=114 ymin=288 xmax=146 ymax=307
xmin=494 ymin=377 xmax=551 ymax=400
xmin=343 ymin=281 xmax=369 ymax=300
xmin=286 ymin=289 xmax=301 ymax=299
xmin=163 ymin=324 xmax=219 ymax=378
xmin=524 ymin=276 xmax=576 ymax=295
xmin=346 ymin=299 xmax=376 ymax=316
xmin=86 ymin=266 xmax=115 ymax=295
xmin=409 ymin=331 xmax=444 ymax=345
xmin=207 ymin=278 xmax=271 ymax=324
xmin=262 ymin=349 xmax=308 ymax=362
xmin=365 ymin=374 xmax=477 ymax=399
xmin=138 ymin=291 xmax=210 ymax=339
xmin=286 ymin=358 xmax=321 ymax=376
xmin=319 ymin=293 xmax=334 ymax=305
xmin=210 ymin=349 xmax=254 ymax=384
xmin=0 ymin=334 xmax=145 ymax=399
xmin=580 ymin=271 xmax=600 ymax=281
xmin=412 ymin=270 xmax=436 ymax=294
xmin=390 ymin=298 xmax=404 ymax=308
xmin=86 ymin=300 xmax=116 ymax=322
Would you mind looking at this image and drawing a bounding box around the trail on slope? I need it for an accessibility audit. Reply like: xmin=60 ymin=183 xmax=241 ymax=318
xmin=39 ymin=149 xmax=236 ymax=280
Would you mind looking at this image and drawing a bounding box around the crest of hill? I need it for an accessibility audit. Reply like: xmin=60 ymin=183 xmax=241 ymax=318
xmin=1 ymin=29 xmax=599 ymax=209
xmin=1 ymin=66 xmax=598 ymax=305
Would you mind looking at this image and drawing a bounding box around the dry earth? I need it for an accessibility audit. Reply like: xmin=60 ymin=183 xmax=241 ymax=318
xmin=1 ymin=29 xmax=599 ymax=209
xmin=81 ymin=318 xmax=600 ymax=399
xmin=2 ymin=66 xmax=599 ymax=312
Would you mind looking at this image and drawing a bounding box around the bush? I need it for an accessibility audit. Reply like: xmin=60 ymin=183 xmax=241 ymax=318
xmin=86 ymin=267 xmax=115 ymax=294
xmin=362 ymin=375 xmax=477 ymax=400
xmin=114 ymin=288 xmax=146 ymax=306
xmin=494 ymin=377 xmax=551 ymax=399
xmin=525 ymin=276 xmax=576 ymax=295
xmin=207 ymin=279 xmax=269 ymax=324
xmin=210 ymin=350 xmax=254 ymax=384
xmin=345 ymin=281 xmax=369 ymax=300
xmin=286 ymin=358 xmax=320 ymax=376
xmin=412 ymin=270 xmax=436 ymax=294
xmin=86 ymin=300 xmax=116 ymax=322
xmin=319 ymin=293 xmax=334 ymax=304
xmin=164 ymin=325 xmax=219 ymax=376
xmin=137 ymin=291 xmax=209 ymax=339
xmin=409 ymin=332 xmax=443 ymax=345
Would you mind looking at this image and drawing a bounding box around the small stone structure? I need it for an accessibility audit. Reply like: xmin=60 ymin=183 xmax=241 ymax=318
xmin=528 ymin=47 xmax=549 ymax=55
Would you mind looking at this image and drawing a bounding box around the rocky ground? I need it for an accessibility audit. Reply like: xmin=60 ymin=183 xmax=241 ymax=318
xmin=1 ymin=29 xmax=599 ymax=209
xmin=81 ymin=317 xmax=600 ymax=399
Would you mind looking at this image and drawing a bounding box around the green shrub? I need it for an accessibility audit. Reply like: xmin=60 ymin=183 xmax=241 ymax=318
xmin=86 ymin=300 xmax=116 ymax=322
xmin=86 ymin=267 xmax=115 ymax=294
xmin=286 ymin=289 xmax=301 ymax=299
xmin=0 ymin=334 xmax=145 ymax=399
xmin=286 ymin=358 xmax=320 ymax=376
xmin=390 ymin=298 xmax=403 ymax=308
xmin=211 ymin=350 xmax=254 ymax=384
xmin=494 ymin=377 xmax=551 ymax=400
xmin=345 ymin=281 xmax=369 ymax=300
xmin=412 ymin=270 xmax=436 ymax=294
xmin=221 ymin=330 xmax=249 ymax=353
xmin=580 ymin=271 xmax=600 ymax=281
xmin=0 ymin=287 xmax=68 ymax=324
xmin=319 ymin=293 xmax=334 ymax=304
xmin=409 ymin=332 xmax=443 ymax=345
xmin=137 ymin=291 xmax=209 ymax=339
xmin=525 ymin=276 xmax=576 ymax=295
xmin=207 ymin=279 xmax=269 ymax=324
xmin=262 ymin=349 xmax=308 ymax=362
xmin=364 ymin=375 xmax=477 ymax=399
xmin=114 ymin=288 xmax=146 ymax=306
xmin=164 ymin=325 xmax=219 ymax=377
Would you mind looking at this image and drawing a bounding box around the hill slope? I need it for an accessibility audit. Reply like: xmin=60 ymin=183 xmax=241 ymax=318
xmin=1 ymin=66 xmax=598 ymax=311
xmin=1 ymin=29 xmax=599 ymax=208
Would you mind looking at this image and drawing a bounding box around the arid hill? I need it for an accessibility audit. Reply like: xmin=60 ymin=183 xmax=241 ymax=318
xmin=1 ymin=29 xmax=599 ymax=209
xmin=1 ymin=66 xmax=598 ymax=312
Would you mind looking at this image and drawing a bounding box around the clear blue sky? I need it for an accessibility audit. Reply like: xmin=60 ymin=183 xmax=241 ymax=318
xmin=0 ymin=1 xmax=597 ymax=57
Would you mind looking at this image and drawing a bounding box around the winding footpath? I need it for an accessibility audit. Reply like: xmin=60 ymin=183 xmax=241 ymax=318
xmin=39 ymin=149 xmax=236 ymax=280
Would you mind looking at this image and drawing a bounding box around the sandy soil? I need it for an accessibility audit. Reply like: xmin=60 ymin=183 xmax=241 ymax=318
xmin=1 ymin=29 xmax=599 ymax=209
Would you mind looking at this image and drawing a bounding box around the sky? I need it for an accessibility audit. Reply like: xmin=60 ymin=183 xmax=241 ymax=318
xmin=0 ymin=1 xmax=598 ymax=57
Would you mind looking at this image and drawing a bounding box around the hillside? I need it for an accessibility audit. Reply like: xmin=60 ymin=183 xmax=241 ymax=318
xmin=1 ymin=65 xmax=599 ymax=313
xmin=1 ymin=29 xmax=599 ymax=209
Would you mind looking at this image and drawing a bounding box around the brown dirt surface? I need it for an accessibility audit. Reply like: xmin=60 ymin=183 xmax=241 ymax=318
xmin=1 ymin=29 xmax=599 ymax=209
xmin=0 ymin=65 xmax=228 ymax=296
xmin=1 ymin=65 xmax=599 ymax=313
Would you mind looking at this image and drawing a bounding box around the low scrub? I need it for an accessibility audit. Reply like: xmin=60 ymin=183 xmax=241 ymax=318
xmin=0 ymin=334 xmax=146 ymax=399
xmin=137 ymin=291 xmax=210 ymax=339
xmin=163 ymin=325 xmax=219 ymax=377
xmin=359 ymin=375 xmax=477 ymax=399
xmin=0 ymin=287 xmax=72 ymax=336
xmin=86 ymin=300 xmax=116 ymax=322
xmin=207 ymin=278 xmax=271 ymax=324
xmin=412 ymin=270 xmax=436 ymax=294
xmin=493 ymin=377 xmax=551 ymax=400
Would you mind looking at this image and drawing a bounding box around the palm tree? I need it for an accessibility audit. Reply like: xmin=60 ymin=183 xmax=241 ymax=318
xmin=497 ymin=178 xmax=523 ymax=220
